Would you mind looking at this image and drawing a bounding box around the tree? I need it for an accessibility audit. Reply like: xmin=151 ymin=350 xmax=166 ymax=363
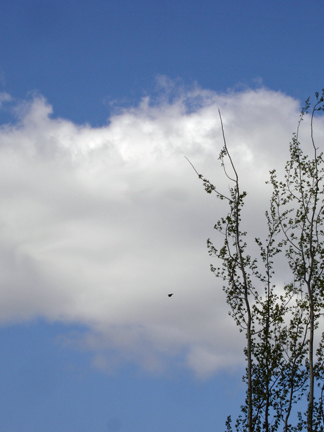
xmin=188 ymin=91 xmax=324 ymax=432
xmin=269 ymin=91 xmax=324 ymax=431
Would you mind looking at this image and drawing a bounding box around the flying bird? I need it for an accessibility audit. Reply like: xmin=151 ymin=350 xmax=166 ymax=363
xmin=168 ymin=293 xmax=173 ymax=297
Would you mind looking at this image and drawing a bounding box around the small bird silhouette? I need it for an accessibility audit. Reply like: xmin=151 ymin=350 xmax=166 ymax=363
xmin=168 ymin=293 xmax=173 ymax=297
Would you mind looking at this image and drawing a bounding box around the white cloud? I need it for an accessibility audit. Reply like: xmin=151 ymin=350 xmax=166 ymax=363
xmin=0 ymin=85 xmax=316 ymax=376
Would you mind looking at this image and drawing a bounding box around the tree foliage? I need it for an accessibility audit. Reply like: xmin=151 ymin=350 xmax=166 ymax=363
xmin=189 ymin=91 xmax=324 ymax=432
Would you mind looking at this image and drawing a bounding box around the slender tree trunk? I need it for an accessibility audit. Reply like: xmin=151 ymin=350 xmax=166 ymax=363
xmin=264 ymin=262 xmax=271 ymax=432
xmin=237 ymin=192 xmax=253 ymax=432
xmin=308 ymin=294 xmax=314 ymax=432
xmin=247 ymin=310 xmax=253 ymax=432
xmin=264 ymin=323 xmax=270 ymax=432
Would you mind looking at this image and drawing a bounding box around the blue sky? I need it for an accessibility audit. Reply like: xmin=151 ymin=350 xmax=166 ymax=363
xmin=0 ymin=1 xmax=324 ymax=431
xmin=1 ymin=0 xmax=324 ymax=125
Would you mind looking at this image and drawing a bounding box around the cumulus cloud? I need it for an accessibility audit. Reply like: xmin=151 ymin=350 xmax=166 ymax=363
xmin=0 ymin=86 xmax=317 ymax=377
